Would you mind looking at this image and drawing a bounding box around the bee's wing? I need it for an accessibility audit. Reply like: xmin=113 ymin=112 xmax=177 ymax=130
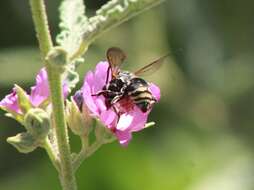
xmin=107 ymin=47 xmax=127 ymax=76
xmin=134 ymin=53 xmax=170 ymax=76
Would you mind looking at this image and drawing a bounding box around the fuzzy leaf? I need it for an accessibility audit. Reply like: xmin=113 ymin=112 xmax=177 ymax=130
xmin=63 ymin=61 xmax=81 ymax=91
xmin=56 ymin=0 xmax=88 ymax=55
xmin=56 ymin=0 xmax=86 ymax=90
xmin=71 ymin=0 xmax=165 ymax=59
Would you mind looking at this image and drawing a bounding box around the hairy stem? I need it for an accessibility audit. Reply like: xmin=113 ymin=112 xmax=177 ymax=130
xmin=73 ymin=136 xmax=116 ymax=172
xmin=47 ymin=70 xmax=77 ymax=190
xmin=73 ymin=140 xmax=103 ymax=172
xmin=43 ymin=138 xmax=60 ymax=171
xmin=29 ymin=0 xmax=77 ymax=189
xmin=29 ymin=0 xmax=52 ymax=57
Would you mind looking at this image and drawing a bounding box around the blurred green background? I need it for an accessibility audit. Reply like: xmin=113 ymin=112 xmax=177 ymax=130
xmin=1 ymin=0 xmax=254 ymax=189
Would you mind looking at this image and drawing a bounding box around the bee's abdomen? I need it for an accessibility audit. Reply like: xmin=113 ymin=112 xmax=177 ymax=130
xmin=128 ymin=89 xmax=156 ymax=113
xmin=125 ymin=77 xmax=156 ymax=112
xmin=129 ymin=90 xmax=153 ymax=101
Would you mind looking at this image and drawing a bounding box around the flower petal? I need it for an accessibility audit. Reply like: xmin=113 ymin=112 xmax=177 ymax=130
xmin=93 ymin=61 xmax=111 ymax=92
xmin=100 ymin=109 xmax=117 ymax=126
xmin=82 ymin=61 xmax=112 ymax=116
xmin=0 ymin=88 xmax=21 ymax=114
xmin=149 ymin=83 xmax=161 ymax=101
xmin=83 ymin=71 xmax=99 ymax=116
xmin=94 ymin=97 xmax=107 ymax=113
xmin=63 ymin=83 xmax=69 ymax=98
xmin=30 ymin=68 xmax=68 ymax=107
xmin=115 ymin=131 xmax=132 ymax=146
xmin=116 ymin=113 xmax=134 ymax=131
xmin=116 ymin=106 xmax=148 ymax=132
xmin=30 ymin=68 xmax=49 ymax=106
xmin=127 ymin=106 xmax=148 ymax=132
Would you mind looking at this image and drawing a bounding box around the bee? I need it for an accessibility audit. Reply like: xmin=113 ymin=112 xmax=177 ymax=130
xmin=94 ymin=47 xmax=168 ymax=114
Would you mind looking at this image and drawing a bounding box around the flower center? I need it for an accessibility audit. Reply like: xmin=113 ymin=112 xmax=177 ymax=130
xmin=116 ymin=97 xmax=135 ymax=113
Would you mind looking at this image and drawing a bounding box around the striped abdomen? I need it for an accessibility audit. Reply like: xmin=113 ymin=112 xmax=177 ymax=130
xmin=126 ymin=78 xmax=156 ymax=113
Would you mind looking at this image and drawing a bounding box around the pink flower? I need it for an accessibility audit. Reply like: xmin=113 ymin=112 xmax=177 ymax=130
xmin=0 ymin=68 xmax=68 ymax=114
xmin=81 ymin=61 xmax=160 ymax=146
xmin=30 ymin=68 xmax=68 ymax=106
xmin=0 ymin=89 xmax=21 ymax=114
xmin=30 ymin=68 xmax=50 ymax=107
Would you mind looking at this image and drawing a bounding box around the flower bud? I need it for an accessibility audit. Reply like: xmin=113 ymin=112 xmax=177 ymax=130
xmin=95 ymin=120 xmax=115 ymax=144
xmin=73 ymin=90 xmax=83 ymax=111
xmin=66 ymin=98 xmax=91 ymax=136
xmin=24 ymin=108 xmax=50 ymax=141
xmin=7 ymin=132 xmax=37 ymax=153
xmin=46 ymin=47 xmax=69 ymax=73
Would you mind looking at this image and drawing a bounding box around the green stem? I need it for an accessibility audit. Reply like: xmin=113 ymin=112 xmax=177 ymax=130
xmin=29 ymin=0 xmax=77 ymax=190
xmin=29 ymin=0 xmax=52 ymax=57
xmin=43 ymin=138 xmax=60 ymax=171
xmin=73 ymin=140 xmax=103 ymax=172
xmin=73 ymin=129 xmax=116 ymax=172
xmin=47 ymin=70 xmax=77 ymax=190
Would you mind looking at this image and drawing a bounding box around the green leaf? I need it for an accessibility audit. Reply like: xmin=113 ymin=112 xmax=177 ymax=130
xmin=56 ymin=0 xmax=88 ymax=56
xmin=70 ymin=0 xmax=165 ymax=60
xmin=90 ymin=0 xmax=163 ymax=42
xmin=87 ymin=0 xmax=165 ymax=41
xmin=15 ymin=84 xmax=33 ymax=114
xmin=56 ymin=0 xmax=86 ymax=90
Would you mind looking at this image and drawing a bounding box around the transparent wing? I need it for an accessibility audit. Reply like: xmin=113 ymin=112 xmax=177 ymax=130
xmin=134 ymin=53 xmax=170 ymax=76
xmin=106 ymin=47 xmax=127 ymax=76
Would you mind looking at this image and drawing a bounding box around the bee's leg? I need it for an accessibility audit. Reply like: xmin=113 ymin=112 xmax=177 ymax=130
xmin=152 ymin=97 xmax=157 ymax=103
xmin=91 ymin=90 xmax=107 ymax=97
xmin=145 ymin=97 xmax=157 ymax=111
xmin=108 ymin=105 xmax=121 ymax=134
xmin=112 ymin=105 xmax=121 ymax=122
xmin=111 ymin=94 xmax=122 ymax=104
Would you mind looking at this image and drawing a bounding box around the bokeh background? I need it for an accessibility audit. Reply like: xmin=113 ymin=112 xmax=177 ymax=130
xmin=1 ymin=0 xmax=254 ymax=189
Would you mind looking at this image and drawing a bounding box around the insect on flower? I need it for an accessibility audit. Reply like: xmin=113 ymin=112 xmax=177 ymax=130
xmin=93 ymin=47 xmax=169 ymax=117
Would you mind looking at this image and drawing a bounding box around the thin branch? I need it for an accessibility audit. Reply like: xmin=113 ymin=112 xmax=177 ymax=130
xmin=43 ymin=138 xmax=60 ymax=171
